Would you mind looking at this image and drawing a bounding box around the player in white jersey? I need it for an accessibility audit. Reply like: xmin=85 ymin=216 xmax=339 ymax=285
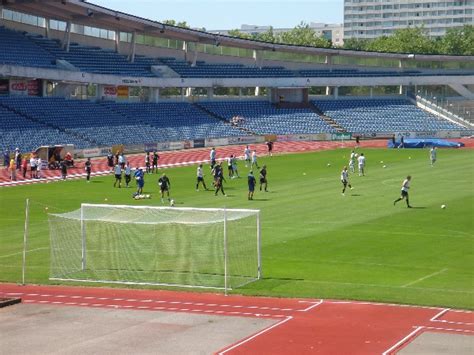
xmin=251 ymin=150 xmax=259 ymax=169
xmin=349 ymin=150 xmax=356 ymax=173
xmin=210 ymin=147 xmax=216 ymax=169
xmin=357 ymin=153 xmax=366 ymax=176
xmin=340 ymin=166 xmax=353 ymax=196
xmin=393 ymin=175 xmax=412 ymax=208
xmin=196 ymin=164 xmax=208 ymax=191
xmin=430 ymin=147 xmax=437 ymax=166
xmin=244 ymin=146 xmax=251 ymax=167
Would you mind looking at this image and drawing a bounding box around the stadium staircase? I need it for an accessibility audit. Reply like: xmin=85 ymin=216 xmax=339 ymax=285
xmin=309 ymin=102 xmax=347 ymax=133
xmin=193 ymin=103 xmax=257 ymax=136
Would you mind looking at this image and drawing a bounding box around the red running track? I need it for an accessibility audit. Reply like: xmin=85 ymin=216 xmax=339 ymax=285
xmin=0 ymin=140 xmax=386 ymax=187
xmin=0 ymin=284 xmax=472 ymax=354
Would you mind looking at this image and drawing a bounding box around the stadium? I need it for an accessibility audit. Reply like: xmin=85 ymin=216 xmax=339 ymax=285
xmin=0 ymin=0 xmax=473 ymax=353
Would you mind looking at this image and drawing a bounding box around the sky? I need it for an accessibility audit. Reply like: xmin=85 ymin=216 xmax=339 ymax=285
xmin=92 ymin=0 xmax=344 ymax=30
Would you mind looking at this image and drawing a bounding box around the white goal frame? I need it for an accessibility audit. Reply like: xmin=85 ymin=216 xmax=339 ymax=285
xmin=49 ymin=203 xmax=262 ymax=293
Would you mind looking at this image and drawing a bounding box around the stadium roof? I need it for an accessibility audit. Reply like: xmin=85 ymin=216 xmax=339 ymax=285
xmin=2 ymin=0 xmax=473 ymax=62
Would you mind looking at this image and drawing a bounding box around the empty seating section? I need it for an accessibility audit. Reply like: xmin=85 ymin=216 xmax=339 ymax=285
xmin=0 ymin=105 xmax=90 ymax=151
xmin=0 ymin=27 xmax=56 ymax=68
xmin=158 ymin=58 xmax=296 ymax=78
xmin=1 ymin=27 xmax=472 ymax=78
xmin=200 ymin=101 xmax=336 ymax=135
xmin=313 ymin=99 xmax=465 ymax=133
xmin=102 ymin=102 xmax=242 ymax=140
xmin=28 ymin=35 xmax=159 ymax=77
xmin=0 ymin=97 xmax=166 ymax=146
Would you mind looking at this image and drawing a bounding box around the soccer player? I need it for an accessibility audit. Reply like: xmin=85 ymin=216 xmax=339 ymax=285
xmin=37 ymin=157 xmax=42 ymax=179
xmin=145 ymin=152 xmax=151 ymax=174
xmin=113 ymin=163 xmax=122 ymax=188
xmin=430 ymin=147 xmax=437 ymax=166
xmin=196 ymin=164 xmax=208 ymax=191
xmin=227 ymin=155 xmax=234 ymax=178
xmin=134 ymin=168 xmax=144 ymax=195
xmin=349 ymin=150 xmax=356 ymax=173
xmin=340 ymin=166 xmax=353 ymax=196
xmin=232 ymin=155 xmax=240 ymax=178
xmin=85 ymin=158 xmax=92 ymax=182
xmin=29 ymin=155 xmax=37 ymax=179
xmin=214 ymin=162 xmax=226 ymax=196
xmin=158 ymin=173 xmax=171 ymax=203
xmin=266 ymin=141 xmax=274 ymax=156
xmin=259 ymin=165 xmax=268 ymax=192
xmin=107 ymin=153 xmax=114 ymax=171
xmin=9 ymin=158 xmax=16 ymax=181
xmin=60 ymin=160 xmax=68 ymax=180
xmin=248 ymin=171 xmax=256 ymax=200
xmin=210 ymin=147 xmax=216 ymax=169
xmin=21 ymin=157 xmax=28 ymax=178
xmin=118 ymin=153 xmax=125 ymax=169
xmin=152 ymin=151 xmax=159 ymax=173
xmin=251 ymin=150 xmax=259 ymax=169
xmin=124 ymin=162 xmax=132 ymax=187
xmin=393 ymin=175 xmax=412 ymax=208
xmin=244 ymin=145 xmax=251 ymax=167
xmin=357 ymin=153 xmax=366 ymax=176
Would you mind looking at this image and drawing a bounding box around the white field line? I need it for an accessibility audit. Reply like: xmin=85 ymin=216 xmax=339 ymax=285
xmin=218 ymin=316 xmax=293 ymax=354
xmin=402 ymin=268 xmax=448 ymax=288
xmin=430 ymin=308 xmax=450 ymax=322
xmin=0 ymin=247 xmax=48 ymax=259
xmin=382 ymin=326 xmax=424 ymax=355
xmin=297 ymin=300 xmax=323 ymax=312
xmin=422 ymin=326 xmax=474 ymax=334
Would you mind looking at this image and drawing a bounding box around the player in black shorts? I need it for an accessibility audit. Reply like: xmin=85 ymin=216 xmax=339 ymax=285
xmin=259 ymin=165 xmax=268 ymax=192
xmin=158 ymin=173 xmax=171 ymax=203
xmin=85 ymin=158 xmax=92 ymax=182
xmin=266 ymin=141 xmax=273 ymax=156
xmin=248 ymin=171 xmax=256 ymax=200
xmin=152 ymin=151 xmax=159 ymax=173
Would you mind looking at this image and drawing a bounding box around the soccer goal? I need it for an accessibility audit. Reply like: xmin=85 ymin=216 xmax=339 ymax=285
xmin=48 ymin=204 xmax=261 ymax=292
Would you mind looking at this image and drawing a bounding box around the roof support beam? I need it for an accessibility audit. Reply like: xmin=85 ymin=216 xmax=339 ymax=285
xmin=128 ymin=31 xmax=136 ymax=63
xmin=62 ymin=20 xmax=71 ymax=52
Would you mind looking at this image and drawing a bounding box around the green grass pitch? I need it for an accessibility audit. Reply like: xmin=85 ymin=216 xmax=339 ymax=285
xmin=0 ymin=147 xmax=472 ymax=309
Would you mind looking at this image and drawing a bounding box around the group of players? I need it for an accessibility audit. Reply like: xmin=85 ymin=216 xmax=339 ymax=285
xmin=340 ymin=146 xmax=438 ymax=208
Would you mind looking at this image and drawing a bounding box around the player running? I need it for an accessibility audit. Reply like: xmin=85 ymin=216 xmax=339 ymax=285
xmin=349 ymin=150 xmax=356 ymax=173
xmin=357 ymin=153 xmax=366 ymax=176
xmin=244 ymin=146 xmax=251 ymax=167
xmin=196 ymin=164 xmax=208 ymax=191
xmin=248 ymin=171 xmax=256 ymax=200
xmin=113 ymin=163 xmax=122 ymax=188
xmin=393 ymin=175 xmax=412 ymax=208
xmin=134 ymin=168 xmax=144 ymax=195
xmin=158 ymin=173 xmax=171 ymax=203
xmin=430 ymin=147 xmax=437 ymax=166
xmin=213 ymin=162 xmax=226 ymax=196
xmin=340 ymin=166 xmax=353 ymax=196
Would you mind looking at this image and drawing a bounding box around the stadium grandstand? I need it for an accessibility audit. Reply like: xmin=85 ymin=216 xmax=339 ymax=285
xmin=0 ymin=0 xmax=473 ymax=154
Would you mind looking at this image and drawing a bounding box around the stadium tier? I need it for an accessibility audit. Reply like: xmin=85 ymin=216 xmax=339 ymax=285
xmin=27 ymin=34 xmax=160 ymax=77
xmin=312 ymin=99 xmax=467 ymax=133
xmin=0 ymin=26 xmax=57 ymax=69
xmin=2 ymin=27 xmax=472 ymax=79
xmin=100 ymin=101 xmax=243 ymax=140
xmin=0 ymin=105 xmax=91 ymax=151
xmin=199 ymin=101 xmax=336 ymax=135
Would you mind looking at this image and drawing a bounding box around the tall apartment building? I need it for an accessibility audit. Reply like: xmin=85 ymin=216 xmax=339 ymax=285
xmin=344 ymin=0 xmax=473 ymax=39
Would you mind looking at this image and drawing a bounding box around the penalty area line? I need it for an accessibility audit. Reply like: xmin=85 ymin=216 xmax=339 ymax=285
xmin=217 ymin=316 xmax=293 ymax=354
xmin=402 ymin=268 xmax=448 ymax=288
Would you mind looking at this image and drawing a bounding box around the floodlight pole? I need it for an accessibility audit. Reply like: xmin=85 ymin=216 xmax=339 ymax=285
xmin=223 ymin=207 xmax=228 ymax=295
xmin=22 ymin=198 xmax=30 ymax=285
xmin=81 ymin=204 xmax=86 ymax=271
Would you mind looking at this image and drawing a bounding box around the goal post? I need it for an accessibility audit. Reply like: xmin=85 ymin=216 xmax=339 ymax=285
xmin=48 ymin=204 xmax=261 ymax=292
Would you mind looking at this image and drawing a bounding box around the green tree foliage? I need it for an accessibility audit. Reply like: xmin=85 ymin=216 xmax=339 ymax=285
xmin=162 ymin=20 xmax=190 ymax=28
xmin=343 ymin=25 xmax=473 ymax=56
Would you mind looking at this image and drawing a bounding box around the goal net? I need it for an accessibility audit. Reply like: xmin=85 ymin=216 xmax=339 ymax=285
xmin=48 ymin=204 xmax=261 ymax=292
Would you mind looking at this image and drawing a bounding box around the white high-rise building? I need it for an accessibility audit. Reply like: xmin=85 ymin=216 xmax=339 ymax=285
xmin=344 ymin=0 xmax=473 ymax=39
